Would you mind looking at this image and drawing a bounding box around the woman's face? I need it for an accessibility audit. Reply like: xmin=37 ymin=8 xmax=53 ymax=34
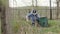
xmin=33 ymin=13 xmax=36 ymax=15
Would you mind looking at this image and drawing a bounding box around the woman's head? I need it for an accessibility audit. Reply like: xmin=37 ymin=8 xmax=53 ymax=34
xmin=32 ymin=9 xmax=37 ymax=15
xmin=33 ymin=9 xmax=36 ymax=13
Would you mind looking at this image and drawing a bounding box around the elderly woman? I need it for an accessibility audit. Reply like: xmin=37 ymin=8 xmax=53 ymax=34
xmin=26 ymin=9 xmax=40 ymax=26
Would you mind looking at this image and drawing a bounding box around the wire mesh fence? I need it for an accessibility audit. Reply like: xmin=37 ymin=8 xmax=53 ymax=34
xmin=4 ymin=7 xmax=60 ymax=34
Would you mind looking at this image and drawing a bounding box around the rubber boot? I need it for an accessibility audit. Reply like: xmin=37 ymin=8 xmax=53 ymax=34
xmin=32 ymin=23 xmax=35 ymax=26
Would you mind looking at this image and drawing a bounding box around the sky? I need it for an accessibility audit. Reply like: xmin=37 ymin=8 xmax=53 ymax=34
xmin=9 ymin=0 xmax=57 ymax=7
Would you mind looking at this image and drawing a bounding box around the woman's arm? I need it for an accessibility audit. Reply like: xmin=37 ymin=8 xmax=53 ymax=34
xmin=26 ymin=15 xmax=29 ymax=21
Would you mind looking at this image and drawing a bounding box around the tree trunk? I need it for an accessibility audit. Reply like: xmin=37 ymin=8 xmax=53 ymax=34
xmin=50 ymin=0 xmax=52 ymax=20
xmin=35 ymin=0 xmax=37 ymax=10
xmin=1 ymin=6 xmax=7 ymax=34
xmin=35 ymin=0 xmax=37 ymax=7
xmin=57 ymin=2 xmax=59 ymax=19
xmin=32 ymin=0 xmax=34 ymax=9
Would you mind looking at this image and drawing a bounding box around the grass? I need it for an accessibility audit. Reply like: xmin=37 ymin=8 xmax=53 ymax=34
xmin=10 ymin=16 xmax=60 ymax=34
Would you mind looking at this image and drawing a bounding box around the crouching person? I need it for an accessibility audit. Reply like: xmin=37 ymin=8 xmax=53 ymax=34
xmin=26 ymin=9 xmax=40 ymax=26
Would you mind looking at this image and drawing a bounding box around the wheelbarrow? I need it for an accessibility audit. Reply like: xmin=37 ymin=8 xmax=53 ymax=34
xmin=37 ymin=17 xmax=48 ymax=27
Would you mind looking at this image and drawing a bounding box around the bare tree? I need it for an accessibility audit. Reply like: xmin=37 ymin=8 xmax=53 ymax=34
xmin=32 ymin=0 xmax=34 ymax=9
xmin=32 ymin=0 xmax=37 ymax=9
xmin=56 ymin=0 xmax=60 ymax=19
xmin=1 ymin=6 xmax=7 ymax=34
xmin=50 ymin=0 xmax=52 ymax=20
xmin=35 ymin=0 xmax=37 ymax=7
xmin=1 ymin=0 xmax=9 ymax=34
xmin=0 ymin=0 xmax=7 ymax=34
